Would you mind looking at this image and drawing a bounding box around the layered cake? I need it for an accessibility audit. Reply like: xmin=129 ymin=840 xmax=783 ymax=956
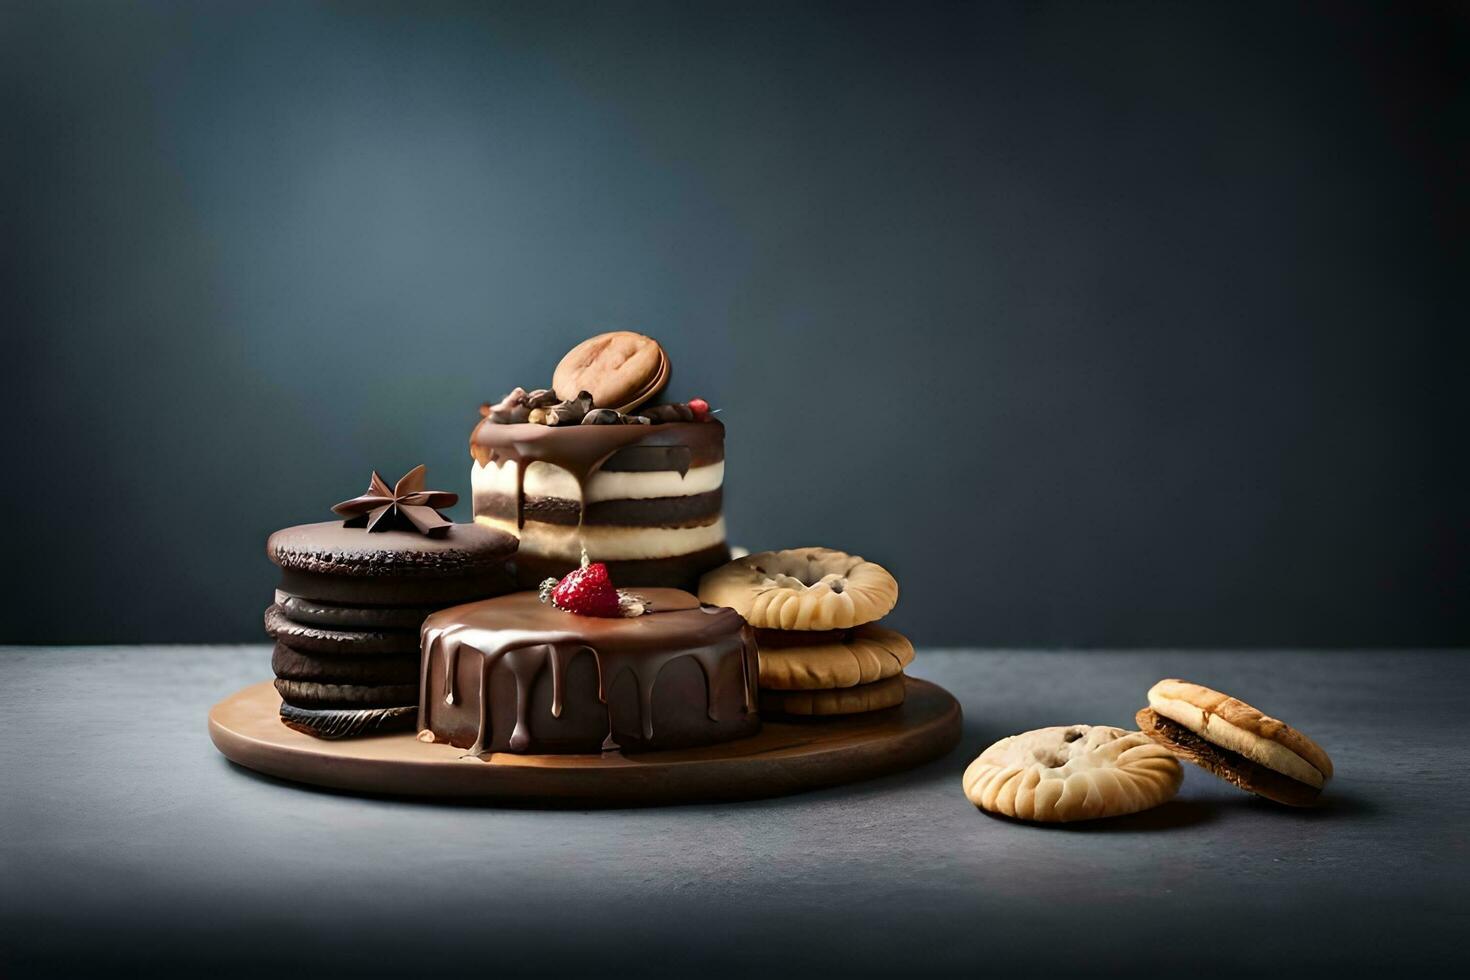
xmin=419 ymin=566 xmax=759 ymax=754
xmin=265 ymin=466 xmax=517 ymax=737
xmin=469 ymin=331 xmax=729 ymax=590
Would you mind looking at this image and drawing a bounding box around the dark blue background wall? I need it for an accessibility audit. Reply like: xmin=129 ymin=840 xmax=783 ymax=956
xmin=3 ymin=1 xmax=1463 ymax=646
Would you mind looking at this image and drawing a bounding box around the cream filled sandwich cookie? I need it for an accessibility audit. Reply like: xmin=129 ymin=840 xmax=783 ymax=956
xmin=1137 ymin=679 xmax=1333 ymax=807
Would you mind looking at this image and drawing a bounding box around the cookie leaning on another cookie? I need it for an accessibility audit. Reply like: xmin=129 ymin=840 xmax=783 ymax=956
xmin=1137 ymin=679 xmax=1333 ymax=807
xmin=964 ymin=725 xmax=1183 ymax=823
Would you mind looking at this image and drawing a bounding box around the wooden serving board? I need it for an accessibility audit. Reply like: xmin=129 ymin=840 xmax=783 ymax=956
xmin=209 ymin=677 xmax=962 ymax=806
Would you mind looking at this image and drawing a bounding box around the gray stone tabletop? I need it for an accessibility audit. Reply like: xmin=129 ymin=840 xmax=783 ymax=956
xmin=2 ymin=647 xmax=1464 ymax=977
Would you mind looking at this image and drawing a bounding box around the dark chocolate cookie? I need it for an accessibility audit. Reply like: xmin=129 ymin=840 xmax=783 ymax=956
xmin=263 ymin=604 xmax=419 ymax=655
xmin=279 ymin=702 xmax=417 ymax=739
xmin=273 ymin=678 xmax=419 ymax=709
xmin=273 ymin=590 xmax=437 ymax=632
xmin=267 ymin=521 xmax=516 ymax=608
xmin=270 ymin=643 xmax=419 ymax=686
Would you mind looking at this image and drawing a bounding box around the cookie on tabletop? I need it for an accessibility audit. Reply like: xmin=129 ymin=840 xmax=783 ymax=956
xmin=1137 ymin=678 xmax=1333 ymax=807
xmin=964 ymin=725 xmax=1183 ymax=823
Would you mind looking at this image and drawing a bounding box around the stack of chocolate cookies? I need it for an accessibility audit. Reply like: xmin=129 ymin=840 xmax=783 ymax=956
xmin=265 ymin=466 xmax=517 ymax=738
xmin=699 ymin=547 xmax=914 ymax=717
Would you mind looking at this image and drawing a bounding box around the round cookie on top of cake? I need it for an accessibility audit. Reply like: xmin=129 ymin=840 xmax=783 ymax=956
xmin=470 ymin=332 xmax=729 ymax=591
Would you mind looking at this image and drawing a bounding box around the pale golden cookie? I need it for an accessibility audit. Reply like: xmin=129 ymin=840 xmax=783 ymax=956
xmin=1144 ymin=679 xmax=1332 ymax=786
xmin=963 ymin=725 xmax=1183 ymax=823
xmin=757 ymin=625 xmax=914 ymax=690
xmin=698 ymin=547 xmax=899 ymax=630
xmin=759 ymin=674 xmax=907 ymax=717
xmin=552 ymin=331 xmax=669 ymax=413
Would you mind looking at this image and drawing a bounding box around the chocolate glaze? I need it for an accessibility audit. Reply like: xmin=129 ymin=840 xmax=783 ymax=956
xmin=419 ymin=589 xmax=759 ymax=755
xmin=469 ymin=419 xmax=725 ymax=531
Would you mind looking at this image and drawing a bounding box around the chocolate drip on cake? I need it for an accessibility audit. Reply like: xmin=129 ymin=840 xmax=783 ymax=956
xmin=419 ymin=590 xmax=759 ymax=755
xmin=469 ymin=419 xmax=725 ymax=529
xmin=470 ymin=418 xmax=729 ymax=590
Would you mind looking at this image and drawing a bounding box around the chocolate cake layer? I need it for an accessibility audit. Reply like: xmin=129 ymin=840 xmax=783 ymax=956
xmin=476 ymin=489 xmax=723 ymax=528
xmin=469 ymin=416 xmax=728 ymax=587
xmin=514 ymin=543 xmax=732 ymax=591
xmin=419 ymin=588 xmax=759 ymax=755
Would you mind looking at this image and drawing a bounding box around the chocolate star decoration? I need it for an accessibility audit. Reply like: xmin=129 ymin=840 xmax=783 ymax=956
xmin=331 ymin=465 xmax=458 ymax=537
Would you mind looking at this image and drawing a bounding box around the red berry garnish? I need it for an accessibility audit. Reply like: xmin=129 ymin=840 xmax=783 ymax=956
xmin=549 ymin=562 xmax=623 ymax=617
xmin=688 ymin=397 xmax=710 ymax=420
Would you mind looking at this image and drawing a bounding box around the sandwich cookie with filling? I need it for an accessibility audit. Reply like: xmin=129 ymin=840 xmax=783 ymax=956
xmin=1136 ymin=679 xmax=1333 ymax=807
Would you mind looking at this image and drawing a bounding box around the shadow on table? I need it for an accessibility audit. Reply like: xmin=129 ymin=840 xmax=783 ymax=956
xmin=975 ymin=798 xmax=1217 ymax=832
xmin=1200 ymin=787 xmax=1379 ymax=821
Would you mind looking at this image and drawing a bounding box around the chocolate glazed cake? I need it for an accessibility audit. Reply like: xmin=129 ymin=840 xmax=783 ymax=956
xmin=470 ymin=419 xmax=730 ymax=590
xmin=419 ymin=589 xmax=759 ymax=754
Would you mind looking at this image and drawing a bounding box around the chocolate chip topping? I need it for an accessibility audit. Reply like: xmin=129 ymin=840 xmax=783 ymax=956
xmin=641 ymin=402 xmax=696 ymax=424
xmin=545 ymin=391 xmax=594 ymax=426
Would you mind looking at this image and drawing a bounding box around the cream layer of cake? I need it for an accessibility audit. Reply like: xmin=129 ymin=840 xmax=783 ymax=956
xmin=468 ymin=418 xmax=730 ymax=589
